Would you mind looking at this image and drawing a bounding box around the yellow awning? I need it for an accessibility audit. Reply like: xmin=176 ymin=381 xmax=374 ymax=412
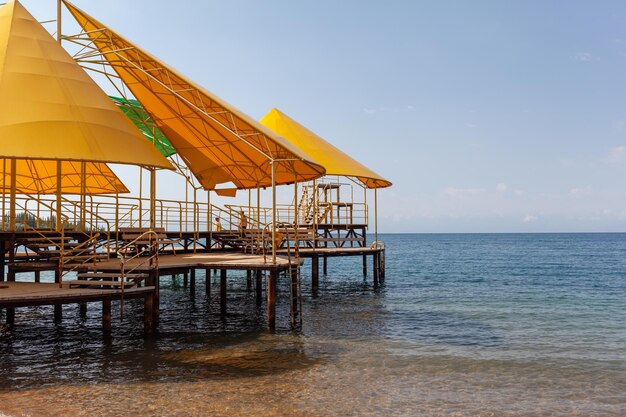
xmin=0 ymin=159 xmax=129 ymax=195
xmin=260 ymin=108 xmax=392 ymax=188
xmin=64 ymin=0 xmax=325 ymax=190
xmin=0 ymin=0 xmax=172 ymax=170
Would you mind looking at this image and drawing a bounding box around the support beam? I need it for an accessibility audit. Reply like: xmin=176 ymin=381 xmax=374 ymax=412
xmin=34 ymin=271 xmax=40 ymax=283
xmin=190 ymin=268 xmax=196 ymax=297
xmin=323 ymin=256 xmax=328 ymax=275
xmin=255 ymin=270 xmax=263 ymax=304
xmin=246 ymin=270 xmax=252 ymax=292
xmin=373 ymin=253 xmax=379 ymax=286
xmin=79 ymin=302 xmax=87 ymax=319
xmin=362 ymin=255 xmax=367 ymax=276
xmin=144 ymin=294 xmax=153 ymax=333
xmin=54 ymin=304 xmax=62 ymax=323
xmin=290 ymin=265 xmax=298 ymax=324
xmin=267 ymin=270 xmax=276 ymax=330
xmin=102 ymin=298 xmax=111 ymax=333
xmin=311 ymin=254 xmax=319 ymax=294
xmin=6 ymin=307 xmax=14 ymax=325
xmin=205 ymin=268 xmax=211 ymax=296
xmin=220 ymin=269 xmax=227 ymax=313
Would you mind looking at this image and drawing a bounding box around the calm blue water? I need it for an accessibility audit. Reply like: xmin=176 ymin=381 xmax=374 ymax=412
xmin=0 ymin=233 xmax=625 ymax=416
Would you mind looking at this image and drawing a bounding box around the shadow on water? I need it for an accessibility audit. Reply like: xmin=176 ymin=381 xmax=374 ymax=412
xmin=0 ymin=278 xmax=324 ymax=391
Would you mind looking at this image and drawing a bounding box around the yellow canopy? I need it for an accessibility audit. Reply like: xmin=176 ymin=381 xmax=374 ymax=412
xmin=64 ymin=0 xmax=325 ymax=190
xmin=0 ymin=0 xmax=172 ymax=170
xmin=0 ymin=159 xmax=128 ymax=195
xmin=260 ymin=108 xmax=392 ymax=188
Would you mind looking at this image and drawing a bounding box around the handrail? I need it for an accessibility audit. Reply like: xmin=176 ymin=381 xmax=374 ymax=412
xmin=116 ymin=230 xmax=159 ymax=320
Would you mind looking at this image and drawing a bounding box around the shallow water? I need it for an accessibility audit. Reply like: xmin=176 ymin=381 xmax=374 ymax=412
xmin=1 ymin=233 xmax=625 ymax=416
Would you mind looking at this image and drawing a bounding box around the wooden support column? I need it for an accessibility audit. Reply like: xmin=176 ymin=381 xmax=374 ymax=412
xmin=34 ymin=271 xmax=40 ymax=283
xmin=205 ymin=269 xmax=211 ymax=296
xmin=54 ymin=304 xmax=62 ymax=323
xmin=190 ymin=268 xmax=196 ymax=297
xmin=79 ymin=302 xmax=87 ymax=319
xmin=0 ymin=240 xmax=5 ymax=282
xmin=102 ymin=298 xmax=112 ymax=333
xmin=144 ymin=294 xmax=153 ymax=333
xmin=362 ymin=255 xmax=367 ymax=276
xmin=267 ymin=270 xmax=277 ymax=330
xmin=323 ymin=256 xmax=328 ymax=275
xmin=255 ymin=270 xmax=263 ymax=304
xmin=220 ymin=269 xmax=227 ymax=313
xmin=290 ymin=265 xmax=298 ymax=322
xmin=6 ymin=307 xmax=15 ymax=325
xmin=311 ymin=254 xmax=319 ymax=294
xmin=373 ymin=253 xmax=380 ymax=286
xmin=183 ymin=271 xmax=188 ymax=287
xmin=246 ymin=270 xmax=252 ymax=292
xmin=54 ymin=269 xmax=60 ymax=284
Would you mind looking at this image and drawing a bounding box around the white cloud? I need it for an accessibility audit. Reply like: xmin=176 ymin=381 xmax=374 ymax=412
xmin=444 ymin=187 xmax=484 ymax=197
xmin=523 ymin=214 xmax=538 ymax=223
xmin=569 ymin=186 xmax=592 ymax=196
xmin=607 ymin=146 xmax=626 ymax=165
xmin=574 ymin=52 xmax=593 ymax=62
xmin=496 ymin=183 xmax=507 ymax=193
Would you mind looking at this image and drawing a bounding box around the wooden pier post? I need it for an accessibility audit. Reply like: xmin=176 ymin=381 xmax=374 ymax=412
xmin=267 ymin=270 xmax=277 ymax=330
xmin=54 ymin=304 xmax=62 ymax=323
xmin=79 ymin=302 xmax=87 ymax=319
xmin=220 ymin=269 xmax=227 ymax=313
xmin=246 ymin=270 xmax=252 ymax=291
xmin=289 ymin=265 xmax=298 ymax=322
xmin=183 ymin=271 xmax=188 ymax=287
xmin=205 ymin=268 xmax=211 ymax=296
xmin=6 ymin=307 xmax=14 ymax=325
xmin=363 ymin=255 xmax=367 ymax=276
xmin=34 ymin=271 xmax=40 ymax=283
xmin=0 ymin=240 xmax=5 ymax=282
xmin=323 ymin=256 xmax=328 ymax=275
xmin=102 ymin=298 xmax=111 ymax=333
xmin=150 ymin=271 xmax=160 ymax=324
xmin=255 ymin=270 xmax=263 ymax=304
xmin=311 ymin=254 xmax=319 ymax=294
xmin=373 ymin=253 xmax=379 ymax=286
xmin=190 ymin=268 xmax=196 ymax=297
xmin=143 ymin=294 xmax=153 ymax=333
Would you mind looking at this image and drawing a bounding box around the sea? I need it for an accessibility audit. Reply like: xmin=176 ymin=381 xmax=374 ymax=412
xmin=0 ymin=233 xmax=625 ymax=416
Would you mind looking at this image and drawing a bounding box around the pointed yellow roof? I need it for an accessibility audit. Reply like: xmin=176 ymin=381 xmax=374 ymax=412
xmin=1 ymin=159 xmax=129 ymax=194
xmin=0 ymin=0 xmax=172 ymax=169
xmin=260 ymin=108 xmax=392 ymax=188
xmin=63 ymin=0 xmax=325 ymax=190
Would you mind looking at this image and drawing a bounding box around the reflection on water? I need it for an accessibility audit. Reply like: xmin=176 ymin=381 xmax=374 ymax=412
xmin=1 ymin=234 xmax=626 ymax=416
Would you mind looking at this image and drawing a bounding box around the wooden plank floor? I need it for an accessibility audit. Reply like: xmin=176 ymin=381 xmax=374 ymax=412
xmin=0 ymin=282 xmax=154 ymax=306
xmin=94 ymin=252 xmax=296 ymax=273
xmin=277 ymin=247 xmax=382 ymax=257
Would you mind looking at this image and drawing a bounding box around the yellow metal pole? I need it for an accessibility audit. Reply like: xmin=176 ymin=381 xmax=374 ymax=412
xmin=271 ymin=161 xmax=276 ymax=264
xmin=149 ymin=168 xmax=156 ymax=230
xmin=208 ymin=190 xmax=212 ymax=251
xmin=374 ymin=188 xmax=378 ymax=245
xmin=256 ymin=186 xmax=260 ymax=228
xmin=80 ymin=160 xmax=86 ymax=231
xmin=138 ymin=167 xmax=143 ymax=227
xmin=2 ymin=159 xmax=5 ymax=230
xmin=9 ymin=158 xmax=16 ymax=231
xmin=56 ymin=160 xmax=62 ymax=231
xmin=56 ymin=0 xmax=61 ymax=43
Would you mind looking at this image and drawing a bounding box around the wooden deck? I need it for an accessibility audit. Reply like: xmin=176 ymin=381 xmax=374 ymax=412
xmin=0 ymin=282 xmax=154 ymax=308
xmin=94 ymin=252 xmax=297 ymax=274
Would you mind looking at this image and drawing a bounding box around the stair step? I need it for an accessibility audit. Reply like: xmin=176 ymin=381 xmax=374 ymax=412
xmin=69 ymin=279 xmax=137 ymax=289
xmin=76 ymin=272 xmax=148 ymax=279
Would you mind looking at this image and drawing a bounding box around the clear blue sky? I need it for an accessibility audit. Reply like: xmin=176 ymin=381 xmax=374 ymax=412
xmin=21 ymin=0 xmax=626 ymax=232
